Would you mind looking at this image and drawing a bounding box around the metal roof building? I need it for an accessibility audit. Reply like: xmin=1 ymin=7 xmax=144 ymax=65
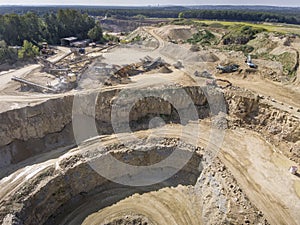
xmin=61 ymin=37 xmax=78 ymax=46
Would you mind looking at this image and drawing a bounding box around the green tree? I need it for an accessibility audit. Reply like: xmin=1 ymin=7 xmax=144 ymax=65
xmin=178 ymin=12 xmax=185 ymax=19
xmin=88 ymin=22 xmax=103 ymax=42
xmin=0 ymin=40 xmax=18 ymax=64
xmin=18 ymin=40 xmax=39 ymax=60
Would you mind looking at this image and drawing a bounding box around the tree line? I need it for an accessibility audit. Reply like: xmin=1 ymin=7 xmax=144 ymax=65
xmin=0 ymin=9 xmax=96 ymax=46
xmin=103 ymin=9 xmax=300 ymax=25
xmin=179 ymin=10 xmax=300 ymax=25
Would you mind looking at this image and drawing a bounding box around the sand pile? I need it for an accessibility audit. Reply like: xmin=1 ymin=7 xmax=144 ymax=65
xmin=156 ymin=25 xmax=196 ymax=41
xmin=159 ymin=66 xmax=173 ymax=73
xmin=162 ymin=43 xmax=219 ymax=63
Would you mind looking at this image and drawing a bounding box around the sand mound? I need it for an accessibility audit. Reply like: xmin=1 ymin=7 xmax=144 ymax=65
xmin=162 ymin=43 xmax=219 ymax=63
xmin=126 ymin=27 xmax=159 ymax=49
xmin=270 ymin=46 xmax=296 ymax=55
xmin=156 ymin=25 xmax=196 ymax=41
xmin=159 ymin=66 xmax=173 ymax=73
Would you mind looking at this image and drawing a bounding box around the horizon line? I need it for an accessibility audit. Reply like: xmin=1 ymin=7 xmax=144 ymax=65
xmin=1 ymin=4 xmax=300 ymax=7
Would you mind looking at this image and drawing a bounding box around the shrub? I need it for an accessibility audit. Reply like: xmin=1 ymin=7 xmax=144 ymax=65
xmin=18 ymin=40 xmax=39 ymax=60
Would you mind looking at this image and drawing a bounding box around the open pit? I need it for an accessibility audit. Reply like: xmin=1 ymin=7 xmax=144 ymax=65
xmin=0 ymin=24 xmax=300 ymax=225
xmin=0 ymin=81 xmax=299 ymax=225
xmin=1 ymin=137 xmax=203 ymax=225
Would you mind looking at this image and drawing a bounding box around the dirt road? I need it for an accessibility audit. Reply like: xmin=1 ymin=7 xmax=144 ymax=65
xmin=0 ymin=47 xmax=71 ymax=92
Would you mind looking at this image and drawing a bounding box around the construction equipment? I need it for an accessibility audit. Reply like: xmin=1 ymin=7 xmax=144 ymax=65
xmin=289 ymin=166 xmax=298 ymax=175
xmin=40 ymin=42 xmax=55 ymax=56
xmin=167 ymin=36 xmax=177 ymax=44
xmin=114 ymin=64 xmax=139 ymax=78
xmin=37 ymin=57 xmax=69 ymax=75
xmin=78 ymin=48 xmax=85 ymax=54
xmin=48 ymin=68 xmax=69 ymax=76
xmin=217 ymin=64 xmax=239 ymax=73
xmin=173 ymin=61 xmax=183 ymax=69
xmin=11 ymin=76 xmax=56 ymax=93
xmin=143 ymin=57 xmax=165 ymax=71
xmin=245 ymin=54 xmax=258 ymax=68
xmin=66 ymin=73 xmax=77 ymax=83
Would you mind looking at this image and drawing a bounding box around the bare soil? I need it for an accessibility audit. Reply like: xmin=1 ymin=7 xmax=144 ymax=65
xmin=0 ymin=24 xmax=299 ymax=225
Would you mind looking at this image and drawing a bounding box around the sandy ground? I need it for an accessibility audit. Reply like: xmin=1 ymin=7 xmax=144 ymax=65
xmin=216 ymin=72 xmax=300 ymax=109
xmin=82 ymin=185 xmax=201 ymax=225
xmin=221 ymin=128 xmax=300 ymax=225
xmin=0 ymin=47 xmax=71 ymax=92
xmin=76 ymin=28 xmax=300 ymax=225
xmin=0 ymin=25 xmax=299 ymax=225
xmin=0 ymin=122 xmax=299 ymax=224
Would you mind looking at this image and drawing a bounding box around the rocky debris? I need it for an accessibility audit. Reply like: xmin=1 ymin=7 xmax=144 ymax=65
xmin=103 ymin=215 xmax=151 ymax=225
xmin=225 ymin=88 xmax=259 ymax=121
xmin=212 ymin=112 xmax=228 ymax=130
xmin=194 ymin=70 xmax=213 ymax=78
xmin=224 ymin=87 xmax=300 ymax=164
xmin=0 ymin=138 xmax=203 ymax=225
xmin=196 ymin=157 xmax=269 ymax=225
xmin=2 ymin=214 xmax=23 ymax=225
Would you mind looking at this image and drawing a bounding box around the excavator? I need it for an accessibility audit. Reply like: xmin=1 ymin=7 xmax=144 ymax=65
xmin=245 ymin=54 xmax=258 ymax=68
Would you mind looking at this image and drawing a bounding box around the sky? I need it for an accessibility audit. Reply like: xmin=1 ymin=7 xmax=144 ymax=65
xmin=0 ymin=0 xmax=300 ymax=7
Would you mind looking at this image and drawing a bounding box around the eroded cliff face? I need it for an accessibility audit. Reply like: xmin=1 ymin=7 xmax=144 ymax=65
xmin=224 ymin=88 xmax=300 ymax=163
xmin=1 ymin=85 xmax=299 ymax=170
xmin=0 ymin=138 xmax=269 ymax=225
xmin=0 ymin=139 xmax=203 ymax=225
xmin=0 ymin=86 xmax=209 ymax=170
xmin=2 ymin=84 xmax=298 ymax=225
xmin=196 ymin=157 xmax=268 ymax=225
xmin=0 ymin=96 xmax=73 ymax=147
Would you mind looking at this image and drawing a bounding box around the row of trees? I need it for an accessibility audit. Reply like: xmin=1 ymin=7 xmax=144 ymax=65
xmin=69 ymin=8 xmax=300 ymax=25
xmin=0 ymin=9 xmax=105 ymax=64
xmin=1 ymin=6 xmax=300 ymax=25
xmin=1 ymin=39 xmax=49 ymax=64
xmin=179 ymin=10 xmax=300 ymax=25
xmin=0 ymin=9 xmax=97 ymax=46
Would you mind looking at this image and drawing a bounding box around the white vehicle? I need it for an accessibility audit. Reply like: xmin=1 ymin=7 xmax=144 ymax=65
xmin=246 ymin=54 xmax=258 ymax=68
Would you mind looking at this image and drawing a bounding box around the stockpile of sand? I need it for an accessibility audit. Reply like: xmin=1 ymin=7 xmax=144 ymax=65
xmin=159 ymin=66 xmax=173 ymax=73
xmin=156 ymin=25 xmax=196 ymax=41
xmin=162 ymin=43 xmax=219 ymax=63
xmin=126 ymin=27 xmax=159 ymax=49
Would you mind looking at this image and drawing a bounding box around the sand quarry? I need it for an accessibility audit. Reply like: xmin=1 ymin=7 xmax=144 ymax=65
xmin=0 ymin=25 xmax=300 ymax=225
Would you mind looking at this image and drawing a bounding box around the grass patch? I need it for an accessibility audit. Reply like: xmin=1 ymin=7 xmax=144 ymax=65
xmin=256 ymin=51 xmax=298 ymax=76
xmin=222 ymin=25 xmax=266 ymax=45
xmin=275 ymin=52 xmax=298 ymax=76
xmin=186 ymin=29 xmax=216 ymax=45
xmin=194 ymin=20 xmax=300 ymax=35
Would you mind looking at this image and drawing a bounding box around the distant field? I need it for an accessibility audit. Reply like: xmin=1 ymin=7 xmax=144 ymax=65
xmin=195 ymin=20 xmax=300 ymax=35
